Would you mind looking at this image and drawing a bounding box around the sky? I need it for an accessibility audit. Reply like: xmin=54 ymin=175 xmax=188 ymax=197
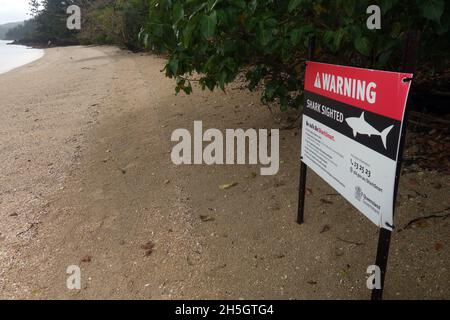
xmin=0 ymin=0 xmax=30 ymax=24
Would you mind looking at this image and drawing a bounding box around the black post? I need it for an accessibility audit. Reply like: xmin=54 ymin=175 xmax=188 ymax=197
xmin=297 ymin=36 xmax=316 ymax=225
xmin=371 ymin=227 xmax=392 ymax=300
xmin=371 ymin=31 xmax=419 ymax=300
xmin=297 ymin=163 xmax=307 ymax=224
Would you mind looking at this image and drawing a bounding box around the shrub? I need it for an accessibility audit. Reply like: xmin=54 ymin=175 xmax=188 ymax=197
xmin=140 ymin=0 xmax=449 ymax=109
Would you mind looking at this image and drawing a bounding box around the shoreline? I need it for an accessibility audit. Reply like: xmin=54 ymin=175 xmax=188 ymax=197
xmin=7 ymin=39 xmax=79 ymax=48
xmin=0 ymin=40 xmax=45 ymax=75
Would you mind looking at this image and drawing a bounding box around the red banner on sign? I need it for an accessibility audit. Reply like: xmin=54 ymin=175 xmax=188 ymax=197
xmin=304 ymin=62 xmax=412 ymax=121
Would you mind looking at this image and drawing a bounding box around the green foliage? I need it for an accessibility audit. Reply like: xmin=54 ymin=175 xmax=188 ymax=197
xmin=79 ymin=4 xmax=123 ymax=45
xmin=34 ymin=0 xmax=79 ymax=43
xmin=13 ymin=0 xmax=149 ymax=49
xmin=140 ymin=0 xmax=449 ymax=109
xmin=2 ymin=21 xmax=30 ymax=40
xmin=121 ymin=0 xmax=150 ymax=50
xmin=77 ymin=0 xmax=149 ymax=50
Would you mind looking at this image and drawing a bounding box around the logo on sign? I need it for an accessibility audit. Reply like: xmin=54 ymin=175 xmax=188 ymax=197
xmin=355 ymin=186 xmax=364 ymax=201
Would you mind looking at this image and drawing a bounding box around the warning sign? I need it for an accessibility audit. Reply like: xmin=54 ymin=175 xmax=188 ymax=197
xmin=301 ymin=62 xmax=412 ymax=230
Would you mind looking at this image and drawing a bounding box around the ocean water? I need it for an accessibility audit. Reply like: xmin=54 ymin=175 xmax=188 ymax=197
xmin=0 ymin=40 xmax=44 ymax=75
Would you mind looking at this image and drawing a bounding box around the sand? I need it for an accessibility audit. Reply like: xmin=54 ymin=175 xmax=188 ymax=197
xmin=0 ymin=46 xmax=448 ymax=299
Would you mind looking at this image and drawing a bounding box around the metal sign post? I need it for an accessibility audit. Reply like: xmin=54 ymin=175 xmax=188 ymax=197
xmin=371 ymin=31 xmax=419 ymax=300
xmin=297 ymin=37 xmax=315 ymax=225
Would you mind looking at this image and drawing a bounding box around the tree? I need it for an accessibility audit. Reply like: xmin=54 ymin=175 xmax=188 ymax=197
xmin=140 ymin=0 xmax=449 ymax=110
xmin=34 ymin=0 xmax=77 ymax=43
xmin=29 ymin=0 xmax=41 ymax=17
xmin=4 ymin=20 xmax=38 ymax=41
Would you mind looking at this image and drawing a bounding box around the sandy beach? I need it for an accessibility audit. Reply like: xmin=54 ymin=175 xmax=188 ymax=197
xmin=0 ymin=46 xmax=448 ymax=299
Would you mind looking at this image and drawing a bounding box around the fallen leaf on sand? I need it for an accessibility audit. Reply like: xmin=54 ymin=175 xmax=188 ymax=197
xmin=141 ymin=241 xmax=155 ymax=256
xmin=415 ymin=219 xmax=429 ymax=228
xmin=274 ymin=180 xmax=286 ymax=188
xmin=141 ymin=241 xmax=154 ymax=250
xmin=200 ymin=215 xmax=215 ymax=222
xmin=338 ymin=270 xmax=350 ymax=279
xmin=81 ymin=256 xmax=92 ymax=263
xmin=219 ymin=182 xmax=238 ymax=190
xmin=432 ymin=183 xmax=442 ymax=189
xmin=320 ymin=199 xmax=333 ymax=205
xmin=434 ymin=242 xmax=443 ymax=251
xmin=268 ymin=203 xmax=281 ymax=211
xmin=245 ymin=172 xmax=257 ymax=179
xmin=306 ymin=188 xmax=313 ymax=196
xmin=337 ymin=237 xmax=364 ymax=246
xmin=320 ymin=225 xmax=330 ymax=233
